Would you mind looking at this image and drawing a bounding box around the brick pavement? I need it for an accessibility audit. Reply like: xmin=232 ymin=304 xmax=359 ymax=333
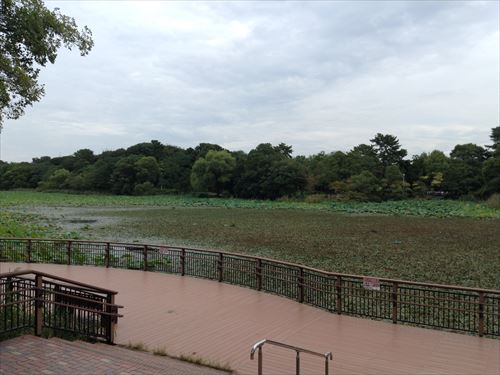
xmin=0 ymin=336 xmax=230 ymax=375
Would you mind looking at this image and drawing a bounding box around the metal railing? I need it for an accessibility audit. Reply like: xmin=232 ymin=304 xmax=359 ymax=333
xmin=0 ymin=237 xmax=499 ymax=338
xmin=0 ymin=269 xmax=123 ymax=343
xmin=251 ymin=339 xmax=333 ymax=375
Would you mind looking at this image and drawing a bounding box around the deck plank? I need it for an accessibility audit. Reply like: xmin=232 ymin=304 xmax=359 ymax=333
xmin=1 ymin=262 xmax=499 ymax=375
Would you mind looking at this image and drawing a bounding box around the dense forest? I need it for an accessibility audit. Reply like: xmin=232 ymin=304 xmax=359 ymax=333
xmin=1 ymin=127 xmax=499 ymax=201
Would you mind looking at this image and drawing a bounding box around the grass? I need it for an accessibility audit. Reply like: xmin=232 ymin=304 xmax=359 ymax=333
xmin=1 ymin=190 xmax=500 ymax=218
xmin=178 ymin=354 xmax=232 ymax=372
xmin=123 ymin=342 xmax=233 ymax=372
xmin=126 ymin=341 xmax=149 ymax=352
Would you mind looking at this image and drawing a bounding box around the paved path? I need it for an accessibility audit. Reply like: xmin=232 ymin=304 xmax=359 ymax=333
xmin=0 ymin=335 xmax=228 ymax=375
xmin=1 ymin=263 xmax=499 ymax=375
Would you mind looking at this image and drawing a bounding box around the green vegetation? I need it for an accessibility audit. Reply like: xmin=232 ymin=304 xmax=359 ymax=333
xmin=1 ymin=127 xmax=499 ymax=201
xmin=1 ymin=191 xmax=500 ymax=218
xmin=1 ymin=0 xmax=93 ymax=127
xmin=126 ymin=341 xmax=149 ymax=352
xmin=0 ymin=210 xmax=73 ymax=238
xmin=178 ymin=354 xmax=232 ymax=372
xmin=86 ymin=206 xmax=499 ymax=289
xmin=123 ymin=342 xmax=233 ymax=372
xmin=1 ymin=192 xmax=499 ymax=288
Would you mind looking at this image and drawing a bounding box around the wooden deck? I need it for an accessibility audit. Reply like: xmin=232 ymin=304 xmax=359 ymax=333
xmin=1 ymin=262 xmax=499 ymax=375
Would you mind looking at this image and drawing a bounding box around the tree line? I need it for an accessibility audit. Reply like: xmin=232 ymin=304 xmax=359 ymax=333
xmin=1 ymin=127 xmax=499 ymax=201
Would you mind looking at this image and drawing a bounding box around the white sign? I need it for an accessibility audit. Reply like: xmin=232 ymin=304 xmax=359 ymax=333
xmin=363 ymin=277 xmax=380 ymax=291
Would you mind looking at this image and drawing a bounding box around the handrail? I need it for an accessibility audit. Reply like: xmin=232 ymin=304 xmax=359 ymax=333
xmin=0 ymin=269 xmax=123 ymax=343
xmin=0 ymin=269 xmax=119 ymax=294
xmin=250 ymin=339 xmax=333 ymax=375
xmin=1 ymin=237 xmax=499 ymax=338
xmin=1 ymin=237 xmax=498 ymax=294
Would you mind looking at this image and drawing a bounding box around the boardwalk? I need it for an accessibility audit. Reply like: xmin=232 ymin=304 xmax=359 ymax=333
xmin=1 ymin=262 xmax=499 ymax=375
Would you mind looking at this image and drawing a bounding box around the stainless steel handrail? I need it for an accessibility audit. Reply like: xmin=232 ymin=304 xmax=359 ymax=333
xmin=250 ymin=339 xmax=333 ymax=375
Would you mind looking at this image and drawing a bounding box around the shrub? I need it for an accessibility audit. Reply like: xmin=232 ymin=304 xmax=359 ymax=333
xmin=133 ymin=182 xmax=156 ymax=195
xmin=486 ymin=193 xmax=500 ymax=209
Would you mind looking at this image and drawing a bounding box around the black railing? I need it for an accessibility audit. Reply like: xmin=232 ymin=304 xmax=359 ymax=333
xmin=0 ymin=269 xmax=122 ymax=343
xmin=0 ymin=237 xmax=498 ymax=338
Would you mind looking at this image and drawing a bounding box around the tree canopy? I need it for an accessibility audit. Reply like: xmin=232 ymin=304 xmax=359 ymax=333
xmin=0 ymin=0 xmax=93 ymax=126
xmin=1 ymin=129 xmax=499 ymax=201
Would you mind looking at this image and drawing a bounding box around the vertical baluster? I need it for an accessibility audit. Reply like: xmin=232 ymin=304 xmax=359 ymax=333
xmin=105 ymin=243 xmax=110 ymax=268
xmin=478 ymin=292 xmax=485 ymax=337
xmin=392 ymin=282 xmax=398 ymax=324
xmin=335 ymin=276 xmax=342 ymax=315
xmin=256 ymin=259 xmax=262 ymax=291
xmin=143 ymin=245 xmax=148 ymax=271
xmin=67 ymin=240 xmax=72 ymax=265
xmin=106 ymin=293 xmax=116 ymax=343
xmin=181 ymin=249 xmax=186 ymax=276
xmin=258 ymin=346 xmax=263 ymax=375
xmin=298 ymin=267 xmax=304 ymax=303
xmin=218 ymin=253 xmax=223 ymax=282
xmin=34 ymin=274 xmax=43 ymax=336
xmin=27 ymin=239 xmax=32 ymax=263
xmin=296 ymin=351 xmax=300 ymax=375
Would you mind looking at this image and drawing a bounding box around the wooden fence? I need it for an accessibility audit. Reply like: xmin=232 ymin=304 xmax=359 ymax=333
xmin=0 ymin=237 xmax=498 ymax=338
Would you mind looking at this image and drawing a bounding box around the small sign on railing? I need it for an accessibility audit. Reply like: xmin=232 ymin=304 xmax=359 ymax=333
xmin=363 ymin=277 xmax=380 ymax=291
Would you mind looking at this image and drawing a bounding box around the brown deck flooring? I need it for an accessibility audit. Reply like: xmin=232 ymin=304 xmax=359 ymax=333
xmin=1 ymin=263 xmax=499 ymax=375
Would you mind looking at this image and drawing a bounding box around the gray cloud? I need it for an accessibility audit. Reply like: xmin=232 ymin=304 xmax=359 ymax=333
xmin=3 ymin=1 xmax=499 ymax=161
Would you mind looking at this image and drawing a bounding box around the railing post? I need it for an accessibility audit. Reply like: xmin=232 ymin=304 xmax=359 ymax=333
xmin=256 ymin=259 xmax=262 ymax=291
xmin=34 ymin=274 xmax=43 ymax=336
xmin=105 ymin=243 xmax=110 ymax=268
xmin=27 ymin=239 xmax=32 ymax=263
xmin=325 ymin=355 xmax=329 ymax=375
xmin=181 ymin=248 xmax=186 ymax=276
xmin=67 ymin=240 xmax=72 ymax=265
xmin=106 ymin=293 xmax=116 ymax=344
xmin=335 ymin=276 xmax=342 ymax=315
xmin=6 ymin=277 xmax=13 ymax=304
xmin=298 ymin=267 xmax=304 ymax=303
xmin=478 ymin=292 xmax=485 ymax=337
xmin=143 ymin=245 xmax=148 ymax=271
xmin=218 ymin=252 xmax=223 ymax=282
xmin=296 ymin=351 xmax=300 ymax=375
xmin=392 ymin=282 xmax=398 ymax=324
xmin=257 ymin=346 xmax=263 ymax=375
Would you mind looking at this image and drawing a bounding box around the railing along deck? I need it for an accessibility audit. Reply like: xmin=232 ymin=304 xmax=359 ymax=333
xmin=0 ymin=269 xmax=123 ymax=343
xmin=0 ymin=237 xmax=498 ymax=338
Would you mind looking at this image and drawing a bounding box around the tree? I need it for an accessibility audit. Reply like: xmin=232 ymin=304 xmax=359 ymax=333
xmin=158 ymin=146 xmax=194 ymax=192
xmin=486 ymin=126 xmax=500 ymax=155
xmin=110 ymin=155 xmax=140 ymax=194
xmin=134 ymin=156 xmax=159 ymax=184
xmin=190 ymin=150 xmax=236 ymax=195
xmin=450 ymin=144 xmax=488 ymax=167
xmin=345 ymin=171 xmax=383 ymax=201
xmin=346 ymin=144 xmax=381 ymax=176
xmin=0 ymin=0 xmax=93 ymax=126
xmin=39 ymin=168 xmax=70 ymax=190
xmin=481 ymin=127 xmax=500 ymax=196
xmin=306 ymin=151 xmax=350 ymax=193
xmin=370 ymin=133 xmax=407 ymax=169
xmin=234 ymin=143 xmax=304 ymax=199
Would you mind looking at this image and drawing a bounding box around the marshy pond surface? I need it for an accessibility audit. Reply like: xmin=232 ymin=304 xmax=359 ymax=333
xmin=6 ymin=204 xmax=500 ymax=289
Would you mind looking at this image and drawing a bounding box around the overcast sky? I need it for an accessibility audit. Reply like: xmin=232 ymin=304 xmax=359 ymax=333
xmin=3 ymin=0 xmax=499 ymax=162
